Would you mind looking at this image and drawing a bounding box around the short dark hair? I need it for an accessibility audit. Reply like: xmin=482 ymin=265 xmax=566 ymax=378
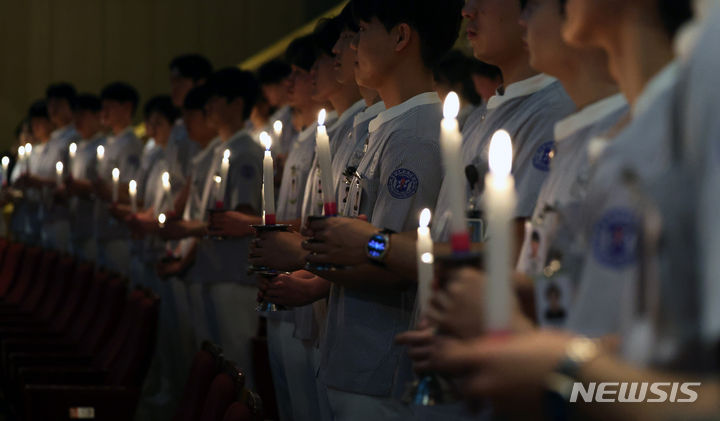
xmin=434 ymin=50 xmax=483 ymax=106
xmin=285 ymin=34 xmax=318 ymax=72
xmin=313 ymin=17 xmax=343 ymax=57
xmin=257 ymin=59 xmax=292 ymax=86
xmin=469 ymin=60 xmax=503 ymax=82
xmin=183 ymin=85 xmax=211 ymax=111
xmin=143 ymin=95 xmax=180 ymax=123
xmin=100 ymin=82 xmax=140 ymax=114
xmin=28 ymin=100 xmax=50 ymax=120
xmin=206 ymin=68 xmax=260 ymax=120
xmin=338 ymin=2 xmax=359 ymax=32
xmin=46 ymin=82 xmax=77 ymax=109
xmin=75 ymin=94 xmax=102 ymax=113
xmin=352 ymin=0 xmax=464 ymax=68
xmin=169 ymin=54 xmax=213 ymax=82
xmin=658 ymin=0 xmax=692 ymax=38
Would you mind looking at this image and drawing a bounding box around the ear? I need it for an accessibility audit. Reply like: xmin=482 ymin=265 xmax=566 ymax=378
xmin=393 ymin=23 xmax=413 ymax=53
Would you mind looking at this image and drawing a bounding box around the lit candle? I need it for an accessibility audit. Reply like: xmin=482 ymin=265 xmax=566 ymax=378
xmin=218 ymin=149 xmax=230 ymax=208
xmin=316 ymin=109 xmax=337 ymax=216
xmin=69 ymin=142 xmax=77 ymax=175
xmin=96 ymin=145 xmax=105 ymax=177
xmin=440 ymin=92 xmax=470 ymax=252
xmin=111 ymin=167 xmax=120 ymax=203
xmin=484 ymin=130 xmax=516 ymax=332
xmin=1 ymin=156 xmax=9 ymax=186
xmin=161 ymin=171 xmax=171 ymax=212
xmin=24 ymin=143 xmax=32 ymax=175
xmin=260 ymin=132 xmax=276 ymax=225
xmin=417 ymin=208 xmax=434 ymax=317
xmin=55 ymin=161 xmax=64 ymax=187
xmin=158 ymin=212 xmax=166 ymax=228
xmin=129 ymin=180 xmax=137 ymax=213
xmin=273 ymin=120 xmax=283 ymax=141
xmin=213 ymin=176 xmax=223 ymax=209
xmin=17 ymin=146 xmax=25 ymax=178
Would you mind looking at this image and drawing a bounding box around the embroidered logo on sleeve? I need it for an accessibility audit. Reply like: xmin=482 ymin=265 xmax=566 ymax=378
xmin=592 ymin=208 xmax=639 ymax=269
xmin=387 ymin=168 xmax=419 ymax=199
xmin=532 ymin=141 xmax=555 ymax=171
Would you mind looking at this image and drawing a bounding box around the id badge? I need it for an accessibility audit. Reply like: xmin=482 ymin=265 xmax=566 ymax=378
xmin=345 ymin=174 xmax=363 ymax=218
xmin=533 ymin=269 xmax=574 ymax=329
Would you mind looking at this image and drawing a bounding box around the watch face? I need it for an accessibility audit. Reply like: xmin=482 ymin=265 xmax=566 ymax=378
xmin=367 ymin=235 xmax=387 ymax=258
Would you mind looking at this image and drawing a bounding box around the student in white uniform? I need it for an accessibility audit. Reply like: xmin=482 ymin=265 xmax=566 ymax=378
xmin=257 ymin=59 xmax=298 ymax=160
xmin=95 ymin=82 xmax=144 ymax=276
xmin=65 ymin=94 xmax=105 ymax=261
xmin=167 ymin=54 xmax=213 ymax=187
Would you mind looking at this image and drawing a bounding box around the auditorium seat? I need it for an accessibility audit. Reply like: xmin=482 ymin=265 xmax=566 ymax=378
xmin=172 ymin=341 xmax=224 ymax=421
xmin=222 ymin=402 xmax=253 ymax=421
xmin=0 ymin=242 xmax=24 ymax=298
xmin=199 ymin=360 xmax=246 ymax=421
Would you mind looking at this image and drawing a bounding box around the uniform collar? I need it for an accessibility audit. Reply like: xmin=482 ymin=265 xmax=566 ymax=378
xmin=487 ymin=74 xmax=557 ymax=110
xmin=51 ymin=124 xmax=75 ymax=140
xmin=554 ymin=93 xmax=627 ymax=142
xmin=109 ymin=126 xmax=134 ymax=143
xmin=329 ymin=100 xmax=366 ymax=132
xmin=354 ymin=101 xmax=386 ymax=128
xmin=368 ymin=92 xmax=441 ymax=133
xmin=632 ymin=60 xmax=680 ymax=117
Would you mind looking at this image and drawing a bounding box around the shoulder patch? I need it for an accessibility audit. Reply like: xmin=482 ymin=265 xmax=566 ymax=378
xmin=239 ymin=164 xmax=256 ymax=180
xmin=387 ymin=168 xmax=419 ymax=199
xmin=532 ymin=141 xmax=555 ymax=171
xmin=592 ymin=208 xmax=639 ymax=269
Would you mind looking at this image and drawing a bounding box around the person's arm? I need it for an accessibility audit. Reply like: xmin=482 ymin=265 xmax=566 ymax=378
xmin=257 ymin=270 xmax=331 ymax=307
xmin=157 ymin=219 xmax=208 ymax=241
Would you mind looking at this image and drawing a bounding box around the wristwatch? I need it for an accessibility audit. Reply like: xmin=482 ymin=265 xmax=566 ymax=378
xmin=366 ymin=229 xmax=394 ymax=265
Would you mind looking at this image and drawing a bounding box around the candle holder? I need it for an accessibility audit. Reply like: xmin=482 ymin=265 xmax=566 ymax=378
xmin=255 ymin=270 xmax=291 ymax=312
xmin=405 ymin=251 xmax=483 ymax=407
xmin=247 ymin=223 xmax=292 ymax=273
xmin=303 ymin=215 xmax=345 ymax=272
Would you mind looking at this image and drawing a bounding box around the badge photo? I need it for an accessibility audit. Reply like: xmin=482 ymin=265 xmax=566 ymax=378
xmin=534 ymin=273 xmax=574 ymax=328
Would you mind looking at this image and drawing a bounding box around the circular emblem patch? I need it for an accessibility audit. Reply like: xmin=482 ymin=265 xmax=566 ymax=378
xmin=532 ymin=141 xmax=555 ymax=171
xmin=387 ymin=168 xmax=419 ymax=199
xmin=592 ymin=208 xmax=639 ymax=269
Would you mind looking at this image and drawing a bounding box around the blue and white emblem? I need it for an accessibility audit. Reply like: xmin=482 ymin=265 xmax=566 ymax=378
xmin=592 ymin=208 xmax=639 ymax=268
xmin=387 ymin=168 xmax=419 ymax=199
xmin=532 ymin=141 xmax=555 ymax=171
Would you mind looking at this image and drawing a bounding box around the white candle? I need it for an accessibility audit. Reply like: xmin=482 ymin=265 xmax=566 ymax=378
xmin=129 ymin=179 xmax=137 ymax=213
xmin=316 ymin=109 xmax=337 ymax=216
xmin=260 ymin=132 xmax=276 ymax=224
xmin=111 ymin=167 xmax=120 ymax=203
xmin=484 ymin=130 xmax=516 ymax=332
xmin=55 ymin=161 xmax=64 ymax=187
xmin=273 ymin=120 xmax=283 ymax=140
xmin=161 ymin=171 xmax=171 ymax=212
xmin=69 ymin=142 xmax=77 ymax=176
xmin=24 ymin=143 xmax=32 ymax=175
xmin=417 ymin=208 xmax=434 ymax=317
xmin=158 ymin=212 xmax=166 ymax=228
xmin=96 ymin=145 xmax=105 ymax=177
xmin=1 ymin=156 xmax=9 ymax=186
xmin=440 ymin=92 xmax=470 ymax=252
xmin=213 ymin=176 xmax=223 ymax=209
xmin=218 ymin=149 xmax=230 ymax=207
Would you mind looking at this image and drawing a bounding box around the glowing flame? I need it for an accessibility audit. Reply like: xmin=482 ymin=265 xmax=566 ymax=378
xmin=158 ymin=213 xmax=166 ymax=224
xmin=259 ymin=131 xmax=272 ymax=150
xmin=223 ymin=149 xmax=231 ymax=160
xmin=421 ymin=252 xmax=434 ymax=264
xmin=25 ymin=143 xmax=32 ymax=155
xmin=1 ymin=156 xmax=9 ymax=167
xmin=69 ymin=142 xmax=77 ymax=156
xmin=489 ymin=130 xmax=512 ymax=177
xmin=129 ymin=180 xmax=137 ymax=194
xmin=56 ymin=161 xmax=63 ymax=173
xmin=18 ymin=146 xmax=25 ymax=157
xmin=273 ymin=120 xmax=283 ymax=136
xmin=443 ymin=92 xmax=460 ymax=120
xmin=419 ymin=208 xmax=431 ymax=228
xmin=112 ymin=168 xmax=120 ymax=181
xmin=96 ymin=145 xmax=105 ymax=160
xmin=214 ymin=175 xmax=222 ymax=185
xmin=318 ymin=109 xmax=327 ymax=126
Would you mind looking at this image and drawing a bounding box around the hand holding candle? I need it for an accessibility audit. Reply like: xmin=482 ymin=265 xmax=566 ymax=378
xmin=111 ymin=168 xmax=120 ymax=203
xmin=417 ymin=208 xmax=434 ymax=317
xmin=316 ymin=109 xmax=337 ymax=216
xmin=260 ymin=131 xmax=276 ymax=225
xmin=484 ymin=130 xmax=516 ymax=333
xmin=440 ymin=92 xmax=470 ymax=252
xmin=213 ymin=176 xmax=223 ymax=209
xmin=129 ymin=180 xmax=138 ymax=213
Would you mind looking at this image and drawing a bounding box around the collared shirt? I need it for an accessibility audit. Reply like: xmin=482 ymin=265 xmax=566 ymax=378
xmin=321 ymin=92 xmax=444 ymax=398
xmin=69 ymin=133 xmax=105 ymax=241
xmin=166 ymin=119 xmax=198 ymax=188
xmin=186 ymin=130 xmax=263 ymax=285
xmin=268 ymin=105 xmax=298 ymax=157
xmin=276 ymin=124 xmax=319 ymax=221
xmin=432 ymin=74 xmax=575 ymax=242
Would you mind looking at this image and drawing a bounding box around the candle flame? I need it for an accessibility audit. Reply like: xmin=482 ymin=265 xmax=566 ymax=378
xmin=419 ymin=208 xmax=431 ymax=228
xmin=96 ymin=145 xmax=105 ymax=159
xmin=129 ymin=179 xmax=137 ymax=194
xmin=421 ymin=252 xmax=434 ymax=264
xmin=443 ymin=92 xmax=460 ymax=120
xmin=158 ymin=213 xmax=166 ymax=224
xmin=25 ymin=143 xmax=32 ymax=155
xmin=260 ymin=131 xmax=272 ymax=150
xmin=1 ymin=156 xmax=9 ymax=167
xmin=273 ymin=120 xmax=283 ymax=135
xmin=56 ymin=161 xmax=63 ymax=173
xmin=489 ymin=130 xmax=512 ymax=177
xmin=112 ymin=168 xmax=120 ymax=181
xmin=18 ymin=146 xmax=25 ymax=157
xmin=214 ymin=175 xmax=222 ymax=185
xmin=161 ymin=171 xmax=170 ymax=184
xmin=318 ymin=109 xmax=327 ymax=126
xmin=69 ymin=142 xmax=77 ymax=155
xmin=223 ymin=149 xmax=231 ymax=160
